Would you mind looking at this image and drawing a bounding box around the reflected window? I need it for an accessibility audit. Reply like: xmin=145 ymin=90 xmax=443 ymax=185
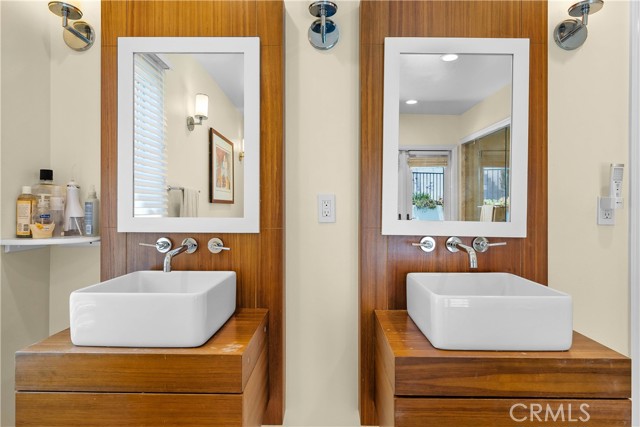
xmin=399 ymin=150 xmax=454 ymax=221
xmin=133 ymin=54 xmax=169 ymax=217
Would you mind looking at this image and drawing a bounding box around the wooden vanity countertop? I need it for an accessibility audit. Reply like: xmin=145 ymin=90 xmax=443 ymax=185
xmin=15 ymin=308 xmax=268 ymax=395
xmin=375 ymin=310 xmax=631 ymax=399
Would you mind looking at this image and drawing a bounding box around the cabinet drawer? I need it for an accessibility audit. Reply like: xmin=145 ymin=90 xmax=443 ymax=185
xmin=391 ymin=398 xmax=630 ymax=427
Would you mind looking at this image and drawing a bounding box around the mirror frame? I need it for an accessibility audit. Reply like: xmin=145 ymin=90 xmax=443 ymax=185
xmin=117 ymin=37 xmax=260 ymax=233
xmin=382 ymin=37 xmax=530 ymax=237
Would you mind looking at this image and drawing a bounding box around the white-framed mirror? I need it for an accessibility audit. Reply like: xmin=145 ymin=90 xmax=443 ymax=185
xmin=117 ymin=37 xmax=260 ymax=233
xmin=382 ymin=37 xmax=530 ymax=237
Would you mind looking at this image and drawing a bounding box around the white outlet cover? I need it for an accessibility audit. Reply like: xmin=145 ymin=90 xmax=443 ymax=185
xmin=318 ymin=193 xmax=336 ymax=223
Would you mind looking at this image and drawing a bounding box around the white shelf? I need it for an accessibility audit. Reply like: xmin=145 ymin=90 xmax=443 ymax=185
xmin=1 ymin=236 xmax=101 ymax=253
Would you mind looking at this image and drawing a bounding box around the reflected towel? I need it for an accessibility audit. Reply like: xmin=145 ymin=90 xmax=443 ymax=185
xmin=479 ymin=205 xmax=494 ymax=222
xmin=168 ymin=189 xmax=182 ymax=217
xmin=180 ymin=189 xmax=199 ymax=217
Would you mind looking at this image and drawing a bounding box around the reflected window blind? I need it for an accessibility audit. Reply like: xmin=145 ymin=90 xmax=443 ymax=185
xmin=134 ymin=54 xmax=168 ymax=217
xmin=407 ymin=154 xmax=449 ymax=168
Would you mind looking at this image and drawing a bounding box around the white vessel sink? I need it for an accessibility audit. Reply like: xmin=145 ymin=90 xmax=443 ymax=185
xmin=407 ymin=272 xmax=572 ymax=351
xmin=70 ymin=270 xmax=236 ymax=347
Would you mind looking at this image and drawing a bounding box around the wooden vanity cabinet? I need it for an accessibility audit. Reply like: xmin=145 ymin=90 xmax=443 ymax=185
xmin=375 ymin=310 xmax=631 ymax=427
xmin=15 ymin=308 xmax=268 ymax=427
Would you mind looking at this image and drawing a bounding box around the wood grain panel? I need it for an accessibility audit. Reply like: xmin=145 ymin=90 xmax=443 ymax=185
xmin=100 ymin=228 xmax=127 ymax=281
xmin=101 ymin=1 xmax=284 ymax=422
xmin=16 ymin=393 xmax=242 ymax=427
xmin=243 ymin=347 xmax=269 ymax=427
xmin=360 ymin=0 xmax=389 ymax=46
xmin=360 ymin=228 xmax=389 ymax=422
xmin=394 ymin=398 xmax=631 ymax=427
xmin=260 ymin=44 xmax=285 ymax=229
xmin=491 ymin=0 xmax=522 ymax=38
xmin=521 ymin=42 xmax=548 ymax=284
xmin=360 ymin=44 xmax=384 ymax=228
xmin=376 ymin=310 xmax=631 ymax=399
xmin=257 ymin=1 xmax=284 ymax=47
xmin=360 ymin=1 xmax=549 ymax=423
xmin=101 ymin=1 xmax=127 ymax=47
xmin=16 ymin=309 xmax=267 ymax=394
xmin=100 ymin=46 xmax=117 ymax=230
xmin=260 ymin=228 xmax=285 ymax=424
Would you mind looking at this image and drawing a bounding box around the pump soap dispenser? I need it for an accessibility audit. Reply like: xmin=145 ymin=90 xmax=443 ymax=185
xmin=64 ymin=180 xmax=84 ymax=236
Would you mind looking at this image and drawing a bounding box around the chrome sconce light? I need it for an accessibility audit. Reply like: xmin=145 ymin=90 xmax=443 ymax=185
xmin=308 ymin=1 xmax=339 ymax=50
xmin=48 ymin=1 xmax=95 ymax=52
xmin=187 ymin=93 xmax=209 ymax=131
xmin=554 ymin=0 xmax=604 ymax=51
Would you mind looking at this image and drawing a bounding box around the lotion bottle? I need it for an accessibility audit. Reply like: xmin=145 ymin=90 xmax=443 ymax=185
xmin=84 ymin=185 xmax=99 ymax=237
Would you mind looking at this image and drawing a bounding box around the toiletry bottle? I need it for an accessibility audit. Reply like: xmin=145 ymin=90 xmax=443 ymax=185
xmin=34 ymin=195 xmax=53 ymax=226
xmin=84 ymin=185 xmax=99 ymax=237
xmin=32 ymin=169 xmax=54 ymax=198
xmin=49 ymin=185 xmax=66 ymax=237
xmin=16 ymin=186 xmax=37 ymax=238
xmin=33 ymin=169 xmax=65 ymax=236
xmin=64 ymin=180 xmax=85 ymax=236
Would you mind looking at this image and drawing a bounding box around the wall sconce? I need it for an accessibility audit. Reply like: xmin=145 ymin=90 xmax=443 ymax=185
xmin=48 ymin=1 xmax=95 ymax=52
xmin=239 ymin=139 xmax=245 ymax=162
xmin=554 ymin=0 xmax=604 ymax=51
xmin=308 ymin=1 xmax=339 ymax=50
xmin=187 ymin=93 xmax=209 ymax=131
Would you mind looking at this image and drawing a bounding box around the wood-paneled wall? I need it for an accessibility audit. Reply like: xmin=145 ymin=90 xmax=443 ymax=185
xmin=100 ymin=2 xmax=284 ymax=423
xmin=359 ymin=1 xmax=548 ymax=424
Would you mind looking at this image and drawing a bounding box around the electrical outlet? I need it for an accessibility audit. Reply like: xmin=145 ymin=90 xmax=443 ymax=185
xmin=597 ymin=197 xmax=615 ymax=226
xmin=318 ymin=193 xmax=336 ymax=223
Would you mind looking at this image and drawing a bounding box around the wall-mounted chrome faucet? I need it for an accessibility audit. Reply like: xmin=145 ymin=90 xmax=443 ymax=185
xmin=446 ymin=237 xmax=477 ymax=269
xmin=308 ymin=1 xmax=339 ymax=50
xmin=163 ymin=238 xmax=197 ymax=272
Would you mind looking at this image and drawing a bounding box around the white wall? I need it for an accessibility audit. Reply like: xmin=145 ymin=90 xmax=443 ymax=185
xmin=548 ymin=0 xmax=630 ymax=355
xmin=400 ymin=84 xmax=511 ymax=147
xmin=48 ymin=0 xmax=101 ymax=336
xmin=0 ymin=2 xmax=53 ymax=425
xmin=284 ymin=1 xmax=360 ymax=425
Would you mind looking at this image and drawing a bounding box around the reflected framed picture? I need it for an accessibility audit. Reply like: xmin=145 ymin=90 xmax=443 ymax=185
xmin=209 ymin=128 xmax=234 ymax=204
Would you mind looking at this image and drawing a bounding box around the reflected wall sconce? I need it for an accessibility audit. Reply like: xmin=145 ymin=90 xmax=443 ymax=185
xmin=239 ymin=139 xmax=245 ymax=162
xmin=554 ymin=0 xmax=604 ymax=51
xmin=308 ymin=1 xmax=339 ymax=50
xmin=187 ymin=93 xmax=209 ymax=131
xmin=48 ymin=1 xmax=95 ymax=52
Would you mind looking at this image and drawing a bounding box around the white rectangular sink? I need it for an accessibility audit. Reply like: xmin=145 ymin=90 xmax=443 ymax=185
xmin=70 ymin=270 xmax=236 ymax=348
xmin=407 ymin=272 xmax=572 ymax=351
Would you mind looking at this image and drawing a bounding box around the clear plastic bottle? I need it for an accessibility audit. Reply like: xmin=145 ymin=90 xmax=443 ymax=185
xmin=84 ymin=185 xmax=99 ymax=237
xmin=33 ymin=169 xmax=65 ymax=237
xmin=16 ymin=186 xmax=37 ymax=238
xmin=33 ymin=195 xmax=53 ymax=225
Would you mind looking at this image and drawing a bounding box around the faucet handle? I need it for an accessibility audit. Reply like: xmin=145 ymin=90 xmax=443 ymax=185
xmin=472 ymin=237 xmax=507 ymax=253
xmin=181 ymin=238 xmax=198 ymax=254
xmin=411 ymin=236 xmax=436 ymax=253
xmin=139 ymin=237 xmax=172 ymax=253
xmin=208 ymin=238 xmax=231 ymax=254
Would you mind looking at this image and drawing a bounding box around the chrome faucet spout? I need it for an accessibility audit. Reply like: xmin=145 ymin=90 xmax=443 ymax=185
xmin=445 ymin=237 xmax=478 ymax=269
xmin=162 ymin=238 xmax=198 ymax=272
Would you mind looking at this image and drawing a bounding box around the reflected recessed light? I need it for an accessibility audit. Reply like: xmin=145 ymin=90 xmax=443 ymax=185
xmin=441 ymin=54 xmax=459 ymax=62
xmin=405 ymin=99 xmax=418 ymax=105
